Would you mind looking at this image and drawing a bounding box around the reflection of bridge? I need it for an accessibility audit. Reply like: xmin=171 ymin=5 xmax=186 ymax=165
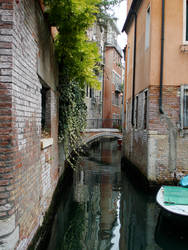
xmin=83 ymin=119 xmax=122 ymax=144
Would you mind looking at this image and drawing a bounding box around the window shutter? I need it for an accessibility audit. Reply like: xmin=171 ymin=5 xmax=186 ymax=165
xmin=184 ymin=88 xmax=188 ymax=128
xmin=180 ymin=85 xmax=184 ymax=130
xmin=186 ymin=0 xmax=188 ymax=41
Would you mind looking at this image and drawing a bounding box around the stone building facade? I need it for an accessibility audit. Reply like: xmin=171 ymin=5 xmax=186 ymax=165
xmin=0 ymin=0 xmax=59 ymax=248
xmin=122 ymin=0 xmax=188 ymax=185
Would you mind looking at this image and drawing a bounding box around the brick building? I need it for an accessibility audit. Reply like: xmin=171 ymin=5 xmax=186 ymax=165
xmin=122 ymin=0 xmax=188 ymax=184
xmin=86 ymin=23 xmax=104 ymax=129
xmin=103 ymin=21 xmax=123 ymax=129
xmin=0 ymin=0 xmax=59 ymax=248
xmin=86 ymin=21 xmax=123 ymax=129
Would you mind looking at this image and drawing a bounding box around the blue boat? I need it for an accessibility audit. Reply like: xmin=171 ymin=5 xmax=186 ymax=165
xmin=179 ymin=175 xmax=188 ymax=188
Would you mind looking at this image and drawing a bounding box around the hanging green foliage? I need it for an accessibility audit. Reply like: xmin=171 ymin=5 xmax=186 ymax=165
xmin=44 ymin=0 xmax=123 ymax=165
xmin=44 ymin=0 xmax=102 ymax=88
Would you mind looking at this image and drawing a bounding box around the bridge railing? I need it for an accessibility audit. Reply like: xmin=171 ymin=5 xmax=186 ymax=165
xmin=86 ymin=119 xmax=122 ymax=129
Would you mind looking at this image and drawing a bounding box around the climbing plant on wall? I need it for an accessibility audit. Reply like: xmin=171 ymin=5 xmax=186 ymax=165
xmin=44 ymin=0 xmax=123 ymax=165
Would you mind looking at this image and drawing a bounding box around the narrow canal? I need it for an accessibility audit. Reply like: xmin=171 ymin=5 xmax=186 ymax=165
xmin=45 ymin=138 xmax=188 ymax=250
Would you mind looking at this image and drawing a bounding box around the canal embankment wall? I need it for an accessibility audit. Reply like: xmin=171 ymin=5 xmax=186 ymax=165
xmin=0 ymin=1 xmax=61 ymax=249
xmin=122 ymin=86 xmax=188 ymax=186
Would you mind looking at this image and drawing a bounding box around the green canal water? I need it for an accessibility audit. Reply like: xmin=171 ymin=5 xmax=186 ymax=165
xmin=44 ymin=138 xmax=188 ymax=250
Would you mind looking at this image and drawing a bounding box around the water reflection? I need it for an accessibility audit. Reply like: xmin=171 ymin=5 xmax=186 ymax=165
xmin=155 ymin=212 xmax=188 ymax=250
xmin=46 ymin=138 xmax=186 ymax=250
xmin=120 ymin=171 xmax=160 ymax=250
xmin=74 ymin=139 xmax=121 ymax=250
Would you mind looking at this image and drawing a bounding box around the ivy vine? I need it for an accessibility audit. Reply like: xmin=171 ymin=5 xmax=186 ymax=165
xmin=44 ymin=0 xmax=123 ymax=165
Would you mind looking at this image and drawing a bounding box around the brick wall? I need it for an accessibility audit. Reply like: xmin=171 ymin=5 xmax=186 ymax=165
xmin=0 ymin=0 xmax=59 ymax=249
xmin=123 ymin=85 xmax=188 ymax=184
xmin=103 ymin=47 xmax=122 ymax=124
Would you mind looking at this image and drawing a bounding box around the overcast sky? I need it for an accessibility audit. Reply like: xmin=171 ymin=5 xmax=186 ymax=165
xmin=114 ymin=0 xmax=127 ymax=49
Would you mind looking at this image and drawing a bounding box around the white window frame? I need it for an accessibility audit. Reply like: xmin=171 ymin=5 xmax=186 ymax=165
xmin=183 ymin=0 xmax=188 ymax=44
xmin=145 ymin=5 xmax=151 ymax=50
xmin=180 ymin=85 xmax=188 ymax=129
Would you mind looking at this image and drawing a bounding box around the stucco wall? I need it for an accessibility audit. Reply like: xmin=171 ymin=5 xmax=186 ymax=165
xmin=126 ymin=0 xmax=188 ymax=97
xmin=123 ymin=0 xmax=188 ymax=184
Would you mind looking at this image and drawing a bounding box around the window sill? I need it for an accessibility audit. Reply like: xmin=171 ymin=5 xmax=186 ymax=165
xmin=180 ymin=44 xmax=188 ymax=52
xmin=41 ymin=138 xmax=53 ymax=149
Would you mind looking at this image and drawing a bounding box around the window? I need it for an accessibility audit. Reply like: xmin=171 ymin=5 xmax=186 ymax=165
xmin=127 ymin=47 xmax=130 ymax=73
xmin=114 ymin=92 xmax=119 ymax=106
xmin=41 ymin=84 xmax=51 ymax=135
xmin=186 ymin=0 xmax=188 ymax=41
xmin=90 ymin=87 xmax=94 ymax=98
xmin=180 ymin=85 xmax=188 ymax=128
xmin=145 ymin=5 xmax=150 ymax=49
xmin=113 ymin=71 xmax=121 ymax=92
xmin=143 ymin=91 xmax=148 ymax=129
xmin=86 ymin=85 xmax=89 ymax=97
xmin=184 ymin=89 xmax=188 ymax=127
xmin=135 ymin=96 xmax=139 ymax=129
xmin=184 ymin=0 xmax=188 ymax=42
xmin=113 ymin=50 xmax=115 ymax=62
xmin=98 ymin=72 xmax=103 ymax=82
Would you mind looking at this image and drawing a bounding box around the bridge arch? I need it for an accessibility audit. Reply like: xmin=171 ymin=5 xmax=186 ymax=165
xmin=83 ymin=129 xmax=122 ymax=144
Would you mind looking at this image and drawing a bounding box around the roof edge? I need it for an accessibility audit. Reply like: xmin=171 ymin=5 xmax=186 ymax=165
xmin=122 ymin=0 xmax=143 ymax=33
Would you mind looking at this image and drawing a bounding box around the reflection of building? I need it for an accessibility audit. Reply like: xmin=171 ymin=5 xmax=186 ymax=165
xmin=119 ymin=172 xmax=160 ymax=250
xmin=122 ymin=0 xmax=188 ymax=184
xmin=99 ymin=176 xmax=116 ymax=239
xmin=74 ymin=139 xmax=121 ymax=249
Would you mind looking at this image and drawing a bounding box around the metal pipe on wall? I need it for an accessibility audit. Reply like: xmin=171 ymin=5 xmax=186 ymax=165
xmin=159 ymin=0 xmax=165 ymax=114
xmin=131 ymin=11 xmax=137 ymax=126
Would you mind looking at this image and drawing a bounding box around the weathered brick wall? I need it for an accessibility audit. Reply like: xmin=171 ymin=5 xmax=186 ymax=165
xmin=123 ymin=85 xmax=188 ymax=184
xmin=0 ymin=0 xmax=19 ymax=248
xmin=123 ymin=91 xmax=148 ymax=177
xmin=0 ymin=0 xmax=59 ymax=249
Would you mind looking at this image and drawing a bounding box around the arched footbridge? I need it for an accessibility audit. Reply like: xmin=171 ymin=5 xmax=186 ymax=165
xmin=82 ymin=118 xmax=123 ymax=144
xmin=83 ymin=128 xmax=122 ymax=144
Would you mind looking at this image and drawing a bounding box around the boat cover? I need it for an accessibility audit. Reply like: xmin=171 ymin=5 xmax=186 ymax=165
xmin=179 ymin=175 xmax=188 ymax=187
xmin=164 ymin=186 xmax=188 ymax=205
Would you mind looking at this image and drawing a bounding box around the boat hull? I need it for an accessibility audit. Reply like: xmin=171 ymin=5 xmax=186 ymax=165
xmin=156 ymin=187 xmax=188 ymax=223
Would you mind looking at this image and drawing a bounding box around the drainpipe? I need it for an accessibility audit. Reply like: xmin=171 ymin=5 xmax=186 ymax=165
xmin=159 ymin=0 xmax=165 ymax=114
xmin=159 ymin=0 xmax=177 ymax=179
xmin=131 ymin=12 xmax=137 ymax=126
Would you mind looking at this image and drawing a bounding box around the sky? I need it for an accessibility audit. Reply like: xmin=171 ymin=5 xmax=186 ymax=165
xmin=114 ymin=0 xmax=127 ymax=49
